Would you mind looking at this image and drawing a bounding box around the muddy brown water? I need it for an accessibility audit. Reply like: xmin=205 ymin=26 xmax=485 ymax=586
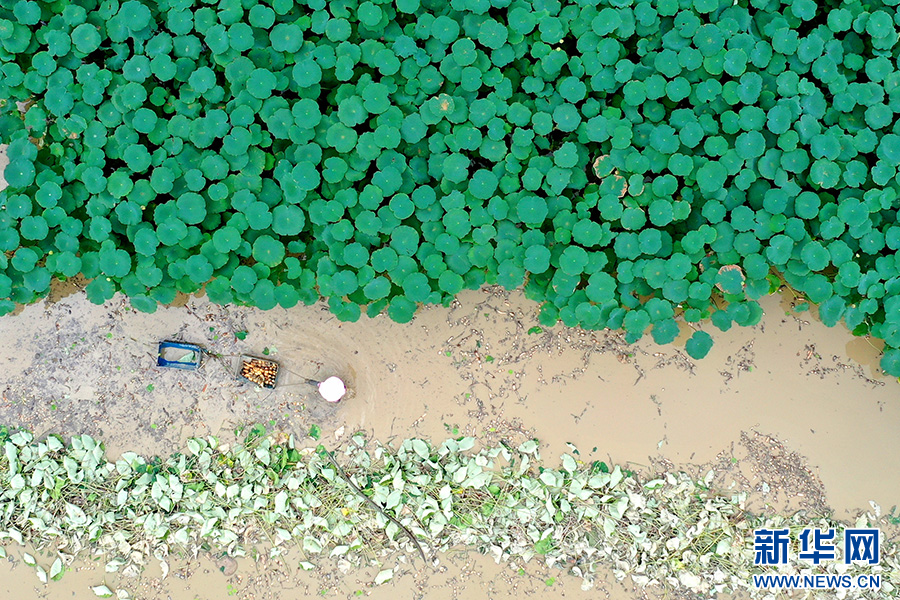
xmin=0 ymin=286 xmax=897 ymax=599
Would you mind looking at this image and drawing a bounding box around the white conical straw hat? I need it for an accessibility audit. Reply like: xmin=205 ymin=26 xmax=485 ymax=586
xmin=318 ymin=376 xmax=346 ymax=403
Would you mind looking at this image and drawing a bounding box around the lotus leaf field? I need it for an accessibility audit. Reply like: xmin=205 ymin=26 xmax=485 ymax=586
xmin=3 ymin=0 xmax=900 ymax=370
xmin=0 ymin=427 xmax=895 ymax=597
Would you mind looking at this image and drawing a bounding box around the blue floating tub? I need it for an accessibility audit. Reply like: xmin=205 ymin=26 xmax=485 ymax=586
xmin=157 ymin=341 xmax=203 ymax=370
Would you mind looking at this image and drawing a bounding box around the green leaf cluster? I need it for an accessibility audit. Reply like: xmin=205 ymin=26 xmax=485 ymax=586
xmin=2 ymin=0 xmax=900 ymax=374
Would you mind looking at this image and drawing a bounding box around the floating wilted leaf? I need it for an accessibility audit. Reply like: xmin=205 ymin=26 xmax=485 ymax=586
xmin=518 ymin=440 xmax=539 ymax=454
xmin=374 ymin=569 xmax=393 ymax=585
xmin=302 ymin=537 xmax=322 ymax=554
xmin=411 ymin=439 xmax=429 ymax=459
xmin=92 ymin=585 xmax=114 ymax=598
xmin=534 ymin=538 xmax=553 ymax=555
xmin=50 ymin=557 xmax=63 ymax=580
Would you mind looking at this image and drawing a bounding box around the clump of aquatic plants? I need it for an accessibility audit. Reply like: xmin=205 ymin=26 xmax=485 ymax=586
xmin=0 ymin=426 xmax=896 ymax=597
xmin=2 ymin=0 xmax=900 ymax=373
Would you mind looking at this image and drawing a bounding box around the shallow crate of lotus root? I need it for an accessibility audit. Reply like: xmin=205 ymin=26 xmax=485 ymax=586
xmin=238 ymin=355 xmax=279 ymax=389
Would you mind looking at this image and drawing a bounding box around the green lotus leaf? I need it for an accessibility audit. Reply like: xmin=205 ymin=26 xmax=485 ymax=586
xmin=516 ymin=196 xmax=548 ymax=226
xmin=800 ymin=241 xmax=829 ymax=271
xmin=20 ymin=215 xmax=48 ymax=240
xmin=426 ymin=14 xmax=459 ymax=44
xmin=711 ymin=309 xmax=732 ymax=332
xmin=437 ymin=271 xmax=464 ymax=295
xmin=390 ymin=226 xmax=419 ymax=257
xmin=552 ymin=103 xmax=581 ymax=133
xmin=619 ymin=207 xmax=645 ymax=230
xmin=472 ymin=18 xmax=506 ymax=50
xmin=157 ymin=218 xmax=187 ymax=246
xmin=120 ymin=55 xmax=150 ymax=84
xmin=270 ymin=283 xmax=298 ymax=309
xmin=269 ymin=204 xmax=305 ymax=236
xmin=809 ymin=159 xmax=841 ymax=188
xmin=396 ymin=0 xmax=419 ymax=13
xmin=802 ymin=273 xmax=833 ymax=304
xmin=10 ymin=247 xmax=37 ymax=274
xmin=387 ymin=295 xmax=417 ymax=323
xmin=571 ymin=219 xmax=601 ymax=247
xmin=363 ymin=276 xmax=391 ymax=301
xmin=290 ymin=57 xmax=324 ymax=93
xmin=185 ymin=255 xmax=214 ymax=285
xmin=722 ymin=48 xmax=747 ymax=76
xmin=651 ymin=318 xmax=680 ymax=345
xmin=342 ymin=243 xmax=369 ymax=269
xmin=865 ymin=10 xmax=895 ymax=39
xmin=361 ymin=82 xmax=391 ymax=114
xmin=735 ymin=131 xmax=766 ymax=160
xmin=643 ymin=258 xmax=668 ymax=288
xmin=398 ymin=113 xmax=427 ymax=145
xmin=881 ymin=349 xmax=900 ymax=377
xmin=399 ymin=272 xmax=429 ymax=303
xmin=230 ymin=265 xmax=258 ymax=294
xmin=247 ymin=279 xmax=275 ymax=310
xmin=5 ymin=159 xmax=35 ymax=188
xmin=623 ymin=308 xmax=650 ymax=338
xmin=72 ymin=23 xmax=102 ymax=53
xmin=129 ymin=227 xmax=157 ymax=256
xmin=568 ymin=301 xmax=597 ymax=328
xmin=128 ymin=294 xmax=157 ymax=313
xmin=200 ymin=276 xmax=230 ymax=305
xmin=98 ymin=241 xmax=132 ymax=278
xmin=638 ymin=229 xmax=662 ymax=255
xmin=20 ymin=264 xmax=49 ymax=293
xmin=469 ymin=170 xmax=498 ymax=201
xmin=270 ymin=23 xmax=302 ymax=53
xmin=174 ymin=193 xmax=206 ymax=225
xmin=371 ymin=247 xmax=398 ymax=273
xmin=336 ymin=96 xmax=366 ymax=128
xmin=85 ymin=276 xmax=116 ymax=305
xmin=443 ymin=153 xmax=470 ymax=183
xmin=288 ymin=161 xmax=319 ymax=192
xmin=685 ymin=330 xmax=714 ymax=359
xmin=187 ymin=67 xmax=215 ymax=94
xmin=249 ymin=4 xmax=275 ymax=28
xmin=765 ymin=235 xmax=794 ymax=265
xmin=553 ymin=143 xmax=578 ymax=169
xmin=450 ymin=38 xmax=476 ymax=67
xmin=252 ymin=235 xmax=285 ymax=267
xmin=522 ymin=245 xmax=550 ymax=274
xmin=4 ymin=194 xmax=30 ymax=220
xmin=116 ymin=0 xmax=151 ymax=29
xmin=11 ymin=0 xmax=38 ymax=24
xmin=112 ymin=82 xmax=147 ymax=111
xmin=325 ymin=123 xmax=358 ymax=153
xmin=328 ymin=296 xmax=361 ymax=322
xmin=558 ymin=246 xmax=588 ymax=276
xmin=354 ymin=1 xmax=381 ymax=27
xmin=324 ymin=17 xmax=351 ymax=41
xmin=836 ymin=199 xmax=869 ymax=228
xmin=643 ymin=297 xmax=672 ymax=322
xmin=246 ymin=68 xmax=276 ymax=99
